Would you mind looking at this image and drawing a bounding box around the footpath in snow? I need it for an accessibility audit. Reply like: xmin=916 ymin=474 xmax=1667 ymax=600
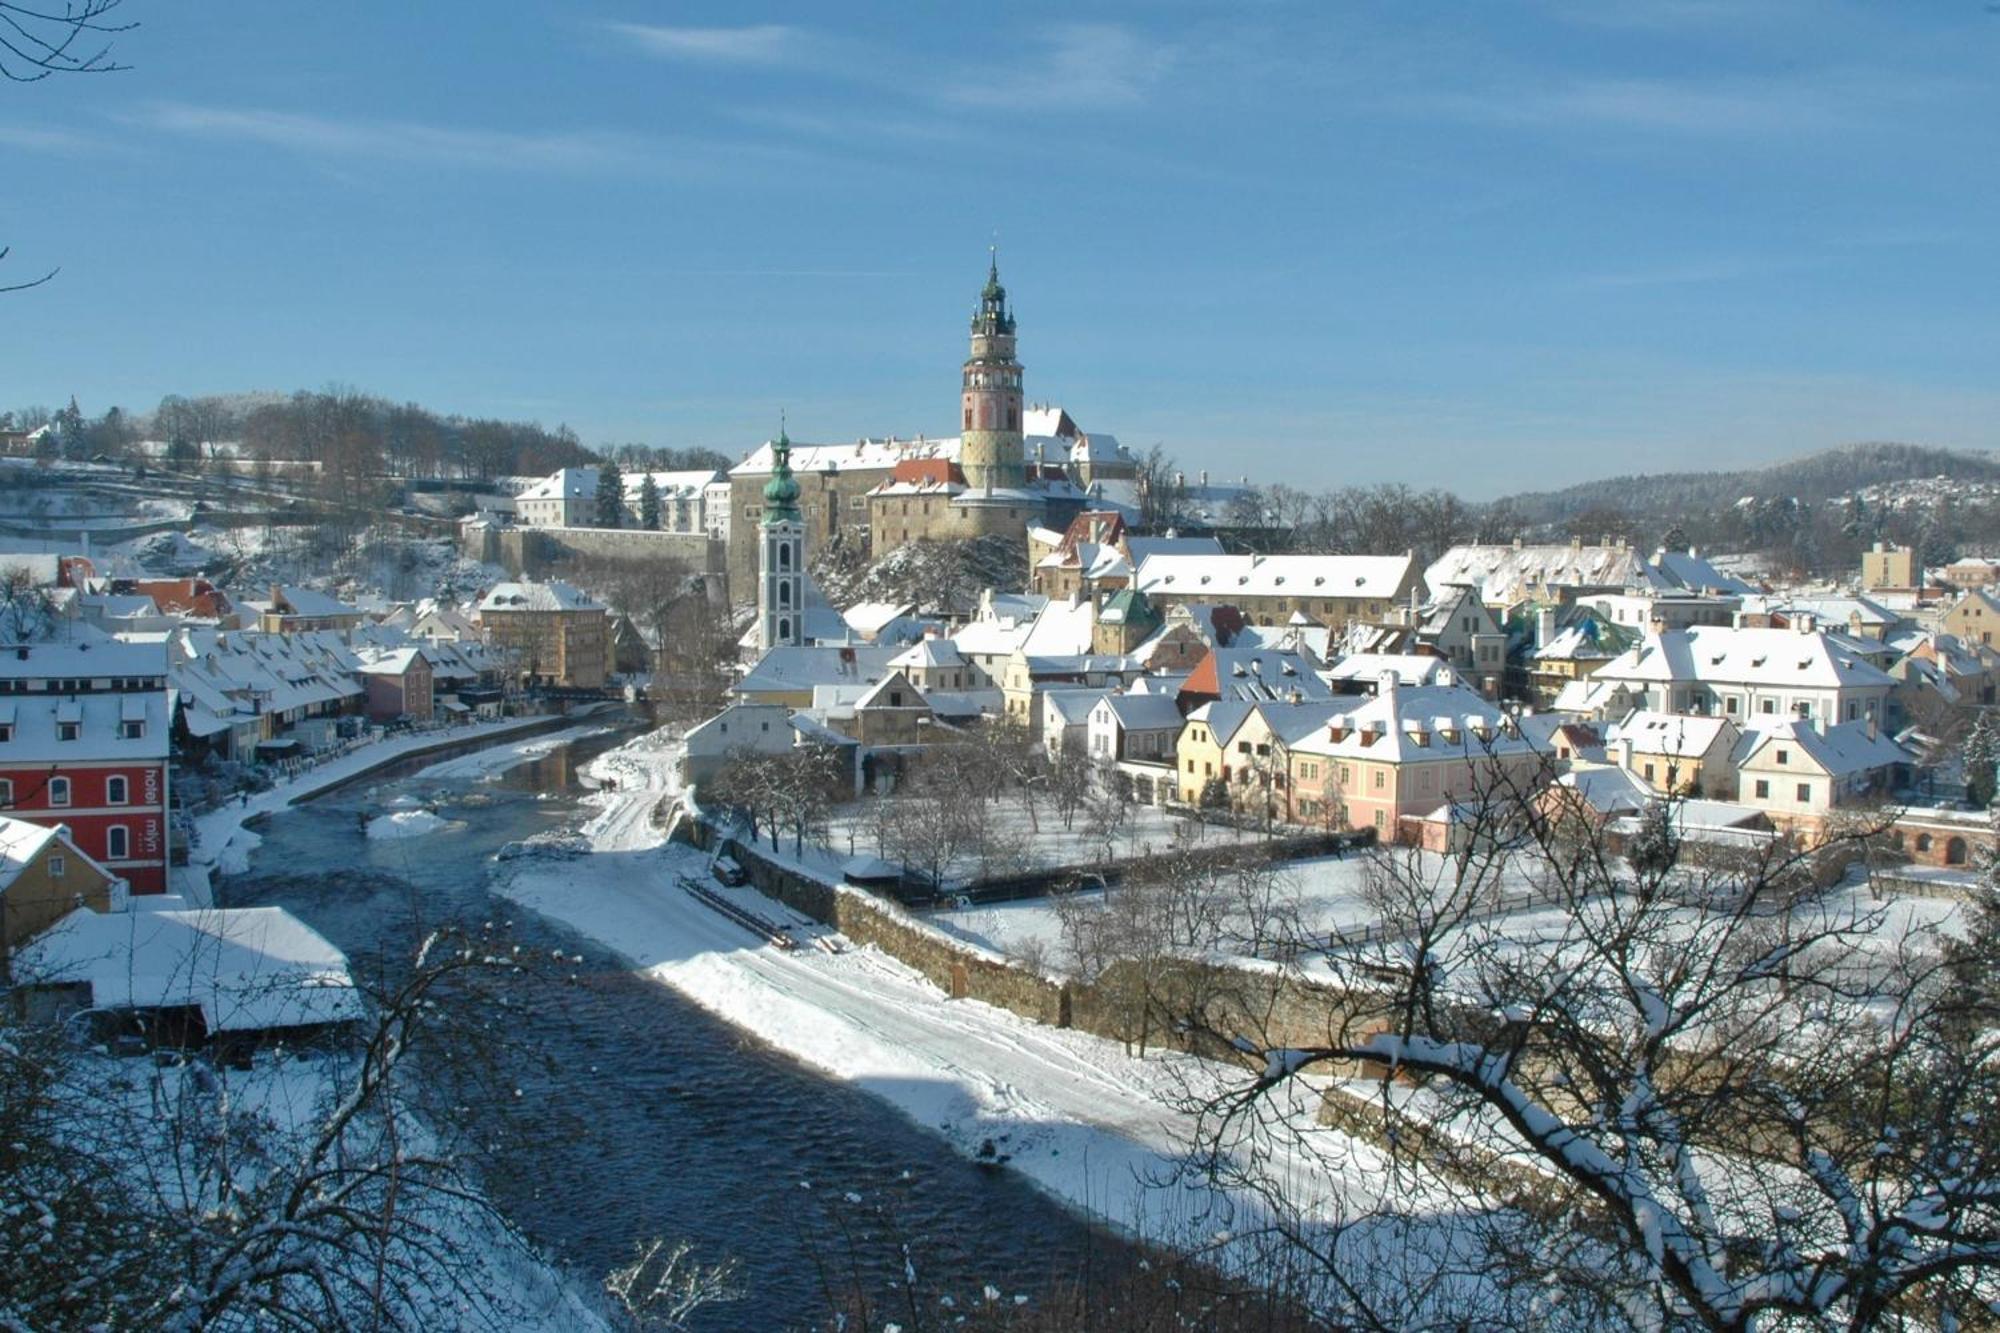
xmin=177 ymin=713 xmax=599 ymax=907
xmin=493 ymin=729 xmax=1390 ymax=1260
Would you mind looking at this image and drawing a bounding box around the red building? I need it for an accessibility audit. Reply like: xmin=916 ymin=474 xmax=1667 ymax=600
xmin=0 ymin=641 xmax=172 ymax=894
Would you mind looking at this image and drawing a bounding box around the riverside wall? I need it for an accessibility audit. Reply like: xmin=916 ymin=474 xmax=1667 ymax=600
xmin=683 ymin=816 xmax=1375 ymax=1056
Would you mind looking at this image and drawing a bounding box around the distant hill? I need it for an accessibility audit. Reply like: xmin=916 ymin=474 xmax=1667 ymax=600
xmin=1495 ymin=442 xmax=2000 ymax=524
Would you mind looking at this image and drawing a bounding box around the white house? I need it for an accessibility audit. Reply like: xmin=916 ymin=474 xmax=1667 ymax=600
xmin=1587 ymin=625 xmax=1895 ymax=727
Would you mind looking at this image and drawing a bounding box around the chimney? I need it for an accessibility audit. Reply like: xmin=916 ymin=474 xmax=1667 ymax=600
xmin=1535 ymin=607 xmax=1555 ymax=650
xmin=1615 ymin=737 xmax=1634 ymax=771
xmin=1200 ymin=470 xmax=1209 ymax=487
xmin=1512 ymin=536 xmax=1523 ymax=551
xmin=1378 ymin=668 xmax=1400 ymax=695
xmin=1570 ymin=535 xmax=1583 ymax=553
xmin=1866 ymin=715 xmax=1879 ymax=741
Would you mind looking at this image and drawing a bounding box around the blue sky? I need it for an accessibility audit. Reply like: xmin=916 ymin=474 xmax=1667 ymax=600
xmin=4 ymin=1 xmax=1996 ymax=495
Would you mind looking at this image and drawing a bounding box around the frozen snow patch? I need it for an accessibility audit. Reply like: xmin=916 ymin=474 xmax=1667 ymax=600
xmin=367 ymin=810 xmax=454 ymax=841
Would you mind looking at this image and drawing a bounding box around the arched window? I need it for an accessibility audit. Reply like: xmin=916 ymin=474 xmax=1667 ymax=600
xmin=107 ymin=775 xmax=129 ymax=805
xmin=1947 ymin=837 xmax=1969 ymax=866
xmin=777 ymin=617 xmax=791 ymax=641
xmin=1916 ymin=833 xmax=1933 ymax=853
xmin=107 ymin=826 xmax=129 ymax=859
xmin=777 ymin=544 xmax=791 ymax=571
xmin=778 ymin=582 xmax=791 ymax=608
xmin=964 ymin=407 xmax=972 ymax=430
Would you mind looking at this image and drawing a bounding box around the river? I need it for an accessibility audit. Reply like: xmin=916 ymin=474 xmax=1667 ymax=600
xmin=217 ymin=722 xmax=1136 ymax=1330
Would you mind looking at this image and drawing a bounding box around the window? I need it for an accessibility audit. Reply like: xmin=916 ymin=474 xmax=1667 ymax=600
xmin=47 ymin=854 xmax=64 ymax=878
xmin=1755 ymin=779 xmax=1770 ymax=798
xmin=1760 ymin=699 xmax=1776 ymax=714
xmin=0 ymin=723 xmax=10 ymax=741
xmin=1775 ymin=749 xmax=1789 ymax=765
xmin=57 ymin=721 xmax=79 ymax=742
xmin=1724 ymin=697 xmax=1739 ymax=714
xmin=889 ymin=691 xmax=903 ymax=706
xmin=0 ymin=778 xmax=9 ymax=805
xmin=107 ymin=775 xmax=128 ymax=805
xmin=120 ymin=719 xmax=144 ymax=739
xmin=1373 ymin=770 xmax=1385 ymax=789
xmin=49 ymin=777 xmax=70 ymax=807
xmin=107 ymin=826 xmax=129 ymax=859
xmin=1796 ymin=783 xmax=1811 ymax=802
xmin=1643 ymin=763 xmax=1655 ymax=782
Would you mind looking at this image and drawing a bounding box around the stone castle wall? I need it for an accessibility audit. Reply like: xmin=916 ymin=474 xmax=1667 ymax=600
xmin=470 ymin=524 xmax=723 ymax=586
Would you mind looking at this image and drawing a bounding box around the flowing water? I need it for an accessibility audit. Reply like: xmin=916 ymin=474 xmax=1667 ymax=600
xmin=220 ymin=724 xmax=1134 ymax=1329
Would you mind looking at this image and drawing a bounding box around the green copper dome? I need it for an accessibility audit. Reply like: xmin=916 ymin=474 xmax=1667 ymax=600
xmin=761 ymin=428 xmax=802 ymax=524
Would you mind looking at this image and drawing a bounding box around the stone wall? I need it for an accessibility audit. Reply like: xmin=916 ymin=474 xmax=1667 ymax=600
xmin=684 ymin=814 xmax=1365 ymax=1052
xmin=475 ymin=524 xmax=724 ymax=586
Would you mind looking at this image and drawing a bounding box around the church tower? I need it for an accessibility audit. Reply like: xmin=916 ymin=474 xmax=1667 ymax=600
xmin=958 ymin=251 xmax=1026 ymax=493
xmin=757 ymin=426 xmax=805 ymax=651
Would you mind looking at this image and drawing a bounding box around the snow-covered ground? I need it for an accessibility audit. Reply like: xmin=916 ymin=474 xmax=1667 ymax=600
xmin=179 ymin=715 xmax=578 ymax=907
xmin=492 ymin=730 xmax=1396 ymax=1263
xmin=411 ymin=722 xmax=614 ymax=782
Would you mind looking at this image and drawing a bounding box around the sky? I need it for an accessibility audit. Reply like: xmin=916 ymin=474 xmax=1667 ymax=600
xmin=3 ymin=1 xmax=1996 ymax=496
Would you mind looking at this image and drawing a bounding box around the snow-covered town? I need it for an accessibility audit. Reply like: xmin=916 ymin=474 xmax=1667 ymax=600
xmin=8 ymin=6 xmax=2000 ymax=1332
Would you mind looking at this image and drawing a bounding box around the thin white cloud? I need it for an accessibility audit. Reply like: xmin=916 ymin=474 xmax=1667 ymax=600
xmin=0 ymin=124 xmax=100 ymax=152
xmin=1400 ymin=67 xmax=1960 ymax=138
xmin=131 ymin=102 xmax=655 ymax=172
xmin=604 ymin=22 xmax=805 ymax=66
xmin=943 ymin=23 xmax=1174 ymax=110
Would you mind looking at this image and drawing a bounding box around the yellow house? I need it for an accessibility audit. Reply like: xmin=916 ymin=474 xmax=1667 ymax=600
xmin=1 ymin=816 xmax=121 ymax=970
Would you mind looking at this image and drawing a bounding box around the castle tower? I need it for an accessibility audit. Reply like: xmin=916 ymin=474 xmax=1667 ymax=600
xmin=958 ymin=251 xmax=1026 ymax=493
xmin=757 ymin=427 xmax=805 ymax=651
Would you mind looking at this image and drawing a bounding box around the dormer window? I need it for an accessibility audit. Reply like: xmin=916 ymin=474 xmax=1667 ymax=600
xmin=57 ymin=721 xmax=79 ymax=742
xmin=120 ymin=720 xmax=144 ymax=739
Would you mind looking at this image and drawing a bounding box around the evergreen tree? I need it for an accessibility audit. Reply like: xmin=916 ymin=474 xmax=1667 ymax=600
xmin=1964 ymin=709 xmax=1999 ymax=808
xmin=594 ymin=460 xmax=624 ymax=528
xmin=638 ymin=472 xmax=661 ymax=530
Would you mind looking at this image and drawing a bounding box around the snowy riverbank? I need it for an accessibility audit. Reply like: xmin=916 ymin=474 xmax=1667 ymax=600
xmin=492 ymin=729 xmax=1388 ymax=1262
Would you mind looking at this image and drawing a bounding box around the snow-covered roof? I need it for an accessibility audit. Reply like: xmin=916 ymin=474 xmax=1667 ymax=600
xmin=1593 ymin=627 xmax=1896 ymax=691
xmin=736 ymin=644 xmax=903 ymax=696
xmin=622 ymin=468 xmax=723 ymax=498
xmin=1286 ymin=683 xmax=1532 ymax=764
xmin=844 ymin=601 xmax=919 ymax=637
xmin=0 ymin=639 xmax=166 ymax=684
xmin=518 ymin=466 xmax=599 ymax=502
xmin=1042 ymin=687 xmax=1109 ymax=725
xmin=1135 ymin=553 xmax=1419 ymax=602
xmin=1019 ymin=597 xmax=1097 ymax=657
xmin=1322 ymin=653 xmax=1452 ymax=688
xmin=0 ymin=689 xmax=170 ymax=763
xmin=1606 ymin=710 xmax=1735 ymax=758
xmin=889 ymin=637 xmax=965 ymax=670
xmin=1734 ymin=718 xmax=1911 ymax=776
xmin=17 ymin=905 xmax=365 ymax=1033
xmin=1550 ymin=766 xmax=1652 ymax=815
xmin=477 ymin=581 xmax=605 ymax=614
xmin=733 ymin=436 xmax=959 ymax=476
xmin=1093 ymin=692 xmax=1184 ymax=732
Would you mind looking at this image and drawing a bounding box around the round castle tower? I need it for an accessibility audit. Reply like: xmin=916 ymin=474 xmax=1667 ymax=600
xmin=958 ymin=252 xmax=1026 ymax=493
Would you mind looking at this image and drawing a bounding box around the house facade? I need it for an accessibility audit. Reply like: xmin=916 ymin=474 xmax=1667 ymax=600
xmin=0 ymin=642 xmax=172 ymax=894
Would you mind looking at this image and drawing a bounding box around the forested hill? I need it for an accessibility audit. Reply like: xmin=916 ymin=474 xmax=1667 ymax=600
xmin=1496 ymin=442 xmax=2000 ymax=524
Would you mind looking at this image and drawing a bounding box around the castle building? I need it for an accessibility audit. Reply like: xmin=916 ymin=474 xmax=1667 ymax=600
xmin=865 ymin=255 xmax=1087 ymax=553
xmin=757 ymin=429 xmax=806 ymax=651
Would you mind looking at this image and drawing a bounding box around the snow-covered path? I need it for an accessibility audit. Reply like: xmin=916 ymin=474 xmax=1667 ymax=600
xmin=495 ymin=731 xmax=1384 ymax=1254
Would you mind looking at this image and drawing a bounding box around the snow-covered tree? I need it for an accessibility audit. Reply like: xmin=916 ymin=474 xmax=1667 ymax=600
xmin=1183 ymin=764 xmax=2000 ymax=1331
xmin=1963 ymin=708 xmax=1999 ymax=808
